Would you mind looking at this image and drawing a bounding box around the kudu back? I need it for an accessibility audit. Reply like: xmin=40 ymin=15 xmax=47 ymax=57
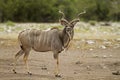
xmin=13 ymin=10 xmax=86 ymax=77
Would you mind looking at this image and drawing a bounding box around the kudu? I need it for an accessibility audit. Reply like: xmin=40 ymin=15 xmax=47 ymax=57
xmin=13 ymin=10 xmax=86 ymax=77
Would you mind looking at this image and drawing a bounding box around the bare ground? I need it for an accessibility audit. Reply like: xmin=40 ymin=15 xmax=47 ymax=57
xmin=0 ymin=41 xmax=120 ymax=80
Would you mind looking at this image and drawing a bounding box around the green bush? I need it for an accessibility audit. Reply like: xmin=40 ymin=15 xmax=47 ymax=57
xmin=0 ymin=0 xmax=120 ymax=22
xmin=6 ymin=20 xmax=15 ymax=26
xmin=89 ymin=20 xmax=97 ymax=26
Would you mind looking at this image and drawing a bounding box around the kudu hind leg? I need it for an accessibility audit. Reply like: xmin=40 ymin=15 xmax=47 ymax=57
xmin=13 ymin=49 xmax=24 ymax=73
xmin=23 ymin=49 xmax=32 ymax=75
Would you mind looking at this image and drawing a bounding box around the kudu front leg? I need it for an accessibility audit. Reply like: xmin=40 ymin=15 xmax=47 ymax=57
xmin=23 ymin=50 xmax=32 ymax=75
xmin=54 ymin=53 xmax=61 ymax=77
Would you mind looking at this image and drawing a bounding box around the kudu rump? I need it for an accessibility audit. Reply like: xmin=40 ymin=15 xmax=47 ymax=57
xmin=13 ymin=10 xmax=85 ymax=77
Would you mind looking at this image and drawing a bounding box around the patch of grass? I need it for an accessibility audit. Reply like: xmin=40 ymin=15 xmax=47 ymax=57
xmin=0 ymin=27 xmax=4 ymax=32
xmin=6 ymin=20 xmax=15 ymax=26
xmin=89 ymin=20 xmax=97 ymax=26
xmin=76 ymin=26 xmax=91 ymax=33
xmin=38 ymin=25 xmax=49 ymax=30
xmin=15 ymin=27 xmax=22 ymax=31
xmin=98 ymin=27 xmax=113 ymax=32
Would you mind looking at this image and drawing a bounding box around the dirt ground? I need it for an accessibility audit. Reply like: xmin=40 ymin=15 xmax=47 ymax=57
xmin=0 ymin=41 xmax=120 ymax=80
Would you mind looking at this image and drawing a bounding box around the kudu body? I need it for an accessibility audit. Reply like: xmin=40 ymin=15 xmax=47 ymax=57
xmin=13 ymin=10 xmax=85 ymax=77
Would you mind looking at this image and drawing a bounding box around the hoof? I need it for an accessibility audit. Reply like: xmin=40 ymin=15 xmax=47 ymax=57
xmin=55 ymin=74 xmax=62 ymax=78
xmin=28 ymin=72 xmax=32 ymax=75
xmin=13 ymin=69 xmax=17 ymax=74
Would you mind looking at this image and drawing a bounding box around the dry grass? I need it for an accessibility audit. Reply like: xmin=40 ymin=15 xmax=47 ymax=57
xmin=0 ymin=22 xmax=120 ymax=50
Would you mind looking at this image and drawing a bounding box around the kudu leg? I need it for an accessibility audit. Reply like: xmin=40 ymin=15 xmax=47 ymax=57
xmin=54 ymin=53 xmax=61 ymax=77
xmin=23 ymin=49 xmax=32 ymax=75
xmin=13 ymin=49 xmax=24 ymax=73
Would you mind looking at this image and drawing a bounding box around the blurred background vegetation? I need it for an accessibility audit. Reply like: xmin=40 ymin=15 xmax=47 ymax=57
xmin=0 ymin=0 xmax=120 ymax=22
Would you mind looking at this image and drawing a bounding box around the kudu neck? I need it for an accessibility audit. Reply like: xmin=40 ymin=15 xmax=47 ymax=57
xmin=59 ymin=28 xmax=74 ymax=48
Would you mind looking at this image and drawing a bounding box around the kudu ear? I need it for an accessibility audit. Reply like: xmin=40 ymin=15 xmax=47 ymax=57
xmin=70 ymin=19 xmax=80 ymax=27
xmin=59 ymin=19 xmax=69 ymax=26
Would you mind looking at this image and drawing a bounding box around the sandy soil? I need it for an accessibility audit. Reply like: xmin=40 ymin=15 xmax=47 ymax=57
xmin=0 ymin=43 xmax=120 ymax=80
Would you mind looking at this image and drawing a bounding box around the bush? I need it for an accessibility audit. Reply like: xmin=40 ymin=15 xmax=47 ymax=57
xmin=0 ymin=0 xmax=120 ymax=22
xmin=6 ymin=20 xmax=15 ymax=26
xmin=89 ymin=20 xmax=97 ymax=26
